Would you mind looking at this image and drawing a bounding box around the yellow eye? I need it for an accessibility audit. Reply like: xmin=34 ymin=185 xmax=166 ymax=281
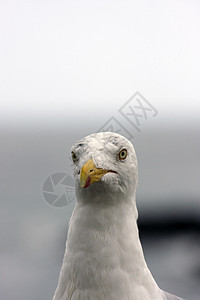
xmin=118 ymin=148 xmax=127 ymax=160
xmin=71 ymin=151 xmax=78 ymax=162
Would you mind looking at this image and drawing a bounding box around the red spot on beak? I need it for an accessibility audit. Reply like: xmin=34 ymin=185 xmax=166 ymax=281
xmin=84 ymin=176 xmax=91 ymax=188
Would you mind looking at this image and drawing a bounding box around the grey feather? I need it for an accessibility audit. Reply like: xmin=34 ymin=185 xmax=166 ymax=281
xmin=163 ymin=291 xmax=185 ymax=300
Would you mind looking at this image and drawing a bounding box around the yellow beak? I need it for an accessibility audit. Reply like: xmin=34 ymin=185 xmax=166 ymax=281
xmin=80 ymin=158 xmax=115 ymax=188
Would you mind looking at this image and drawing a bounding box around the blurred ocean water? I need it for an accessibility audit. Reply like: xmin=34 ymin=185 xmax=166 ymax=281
xmin=1 ymin=127 xmax=199 ymax=300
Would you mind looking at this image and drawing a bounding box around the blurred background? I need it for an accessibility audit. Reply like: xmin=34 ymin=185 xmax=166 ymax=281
xmin=0 ymin=1 xmax=200 ymax=299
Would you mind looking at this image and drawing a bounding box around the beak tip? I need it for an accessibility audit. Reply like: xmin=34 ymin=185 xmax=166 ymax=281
xmin=80 ymin=176 xmax=91 ymax=188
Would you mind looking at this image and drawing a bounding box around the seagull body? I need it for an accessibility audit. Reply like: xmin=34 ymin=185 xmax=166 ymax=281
xmin=53 ymin=132 xmax=184 ymax=300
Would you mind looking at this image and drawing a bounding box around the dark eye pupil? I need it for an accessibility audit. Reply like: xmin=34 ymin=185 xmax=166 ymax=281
xmin=119 ymin=149 xmax=127 ymax=160
xmin=72 ymin=152 xmax=77 ymax=161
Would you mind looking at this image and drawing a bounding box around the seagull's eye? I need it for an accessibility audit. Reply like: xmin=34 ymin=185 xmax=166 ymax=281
xmin=118 ymin=148 xmax=128 ymax=160
xmin=71 ymin=151 xmax=78 ymax=162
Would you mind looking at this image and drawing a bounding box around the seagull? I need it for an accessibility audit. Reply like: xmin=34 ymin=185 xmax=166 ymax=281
xmin=53 ymin=132 xmax=184 ymax=300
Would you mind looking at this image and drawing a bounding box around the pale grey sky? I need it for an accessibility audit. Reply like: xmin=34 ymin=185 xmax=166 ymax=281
xmin=0 ymin=0 xmax=200 ymax=125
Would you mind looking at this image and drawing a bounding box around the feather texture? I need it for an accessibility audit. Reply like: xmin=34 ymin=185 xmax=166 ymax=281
xmin=53 ymin=132 xmax=184 ymax=300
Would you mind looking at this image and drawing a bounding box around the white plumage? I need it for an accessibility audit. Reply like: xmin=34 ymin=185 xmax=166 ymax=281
xmin=53 ymin=132 xmax=184 ymax=300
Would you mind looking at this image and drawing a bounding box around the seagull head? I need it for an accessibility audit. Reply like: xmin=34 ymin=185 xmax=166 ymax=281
xmin=71 ymin=132 xmax=138 ymax=203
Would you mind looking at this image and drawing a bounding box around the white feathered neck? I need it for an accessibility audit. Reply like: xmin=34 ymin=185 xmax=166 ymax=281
xmin=53 ymin=190 xmax=163 ymax=300
xmin=53 ymin=132 xmax=165 ymax=300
